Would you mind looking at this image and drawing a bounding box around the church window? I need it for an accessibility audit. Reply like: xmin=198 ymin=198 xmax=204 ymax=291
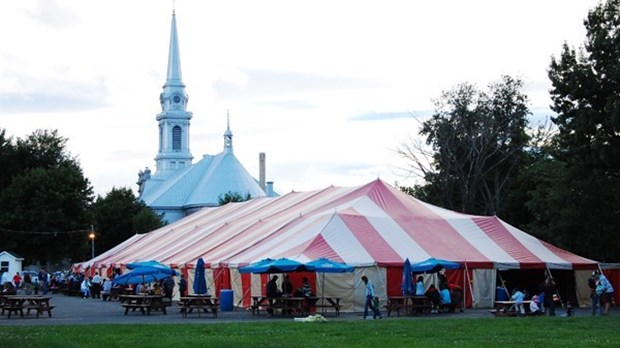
xmin=172 ymin=126 xmax=182 ymax=151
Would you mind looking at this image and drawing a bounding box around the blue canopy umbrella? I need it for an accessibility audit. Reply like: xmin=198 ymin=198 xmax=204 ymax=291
xmin=306 ymin=258 xmax=354 ymax=299
xmin=402 ymin=258 xmax=415 ymax=295
xmin=193 ymin=258 xmax=208 ymax=295
xmin=305 ymin=258 xmax=353 ymax=273
xmin=410 ymin=258 xmax=460 ymax=273
xmin=239 ymin=258 xmax=315 ymax=274
xmin=126 ymin=260 xmax=176 ymax=275
xmin=112 ymin=266 xmax=177 ymax=286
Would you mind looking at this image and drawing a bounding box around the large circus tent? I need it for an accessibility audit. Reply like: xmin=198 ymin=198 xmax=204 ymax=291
xmin=75 ymin=179 xmax=601 ymax=310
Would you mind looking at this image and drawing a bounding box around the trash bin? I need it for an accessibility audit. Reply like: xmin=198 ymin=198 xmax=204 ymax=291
xmin=496 ymin=287 xmax=509 ymax=301
xmin=220 ymin=289 xmax=234 ymax=311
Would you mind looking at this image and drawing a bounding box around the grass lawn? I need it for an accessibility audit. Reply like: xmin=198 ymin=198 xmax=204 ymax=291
xmin=0 ymin=316 xmax=618 ymax=348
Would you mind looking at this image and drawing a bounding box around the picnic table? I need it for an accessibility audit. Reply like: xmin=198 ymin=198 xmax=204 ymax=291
xmin=118 ymin=294 xmax=169 ymax=315
xmin=251 ymin=296 xmax=308 ymax=316
xmin=493 ymin=300 xmax=531 ymax=317
xmin=1 ymin=295 xmax=55 ymax=318
xmin=385 ymin=295 xmax=431 ymax=317
xmin=306 ymin=297 xmax=342 ymax=316
xmin=178 ymin=296 xmax=219 ymax=318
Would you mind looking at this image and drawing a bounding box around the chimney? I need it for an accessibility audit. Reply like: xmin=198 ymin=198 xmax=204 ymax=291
xmin=259 ymin=152 xmax=266 ymax=191
xmin=266 ymin=181 xmax=274 ymax=196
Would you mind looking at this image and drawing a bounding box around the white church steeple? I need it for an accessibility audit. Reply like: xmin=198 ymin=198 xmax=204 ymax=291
xmin=154 ymin=10 xmax=193 ymax=177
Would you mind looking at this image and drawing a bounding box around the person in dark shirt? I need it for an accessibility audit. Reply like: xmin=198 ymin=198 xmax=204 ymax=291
xmin=281 ymin=275 xmax=294 ymax=296
xmin=267 ymin=275 xmax=282 ymax=298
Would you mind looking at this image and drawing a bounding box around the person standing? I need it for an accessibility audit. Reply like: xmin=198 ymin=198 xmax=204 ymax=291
xmin=162 ymin=275 xmax=175 ymax=299
xmin=361 ymin=275 xmax=382 ymax=320
xmin=13 ymin=272 xmax=22 ymax=290
xmin=91 ymin=272 xmax=102 ymax=299
xmin=510 ymin=287 xmax=526 ymax=316
xmin=595 ymin=270 xmax=615 ymax=316
xmin=588 ymin=271 xmax=600 ymax=316
xmin=542 ymin=275 xmax=556 ymax=316
xmin=38 ymin=269 xmax=49 ymax=295
xmin=178 ymin=274 xmax=187 ymax=298
xmin=415 ymin=276 xmax=425 ymax=296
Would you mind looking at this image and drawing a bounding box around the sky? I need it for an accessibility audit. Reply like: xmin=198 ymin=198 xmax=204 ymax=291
xmin=0 ymin=0 xmax=601 ymax=197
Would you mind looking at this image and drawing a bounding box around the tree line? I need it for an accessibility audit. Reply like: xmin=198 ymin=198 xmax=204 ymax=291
xmin=0 ymin=129 xmax=164 ymax=268
xmin=399 ymin=0 xmax=619 ymax=262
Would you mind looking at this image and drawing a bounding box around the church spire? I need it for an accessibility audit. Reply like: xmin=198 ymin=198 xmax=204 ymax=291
xmin=165 ymin=10 xmax=183 ymax=88
xmin=154 ymin=10 xmax=193 ymax=177
xmin=224 ymin=110 xmax=233 ymax=153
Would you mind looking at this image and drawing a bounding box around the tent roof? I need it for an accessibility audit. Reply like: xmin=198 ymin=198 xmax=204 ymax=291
xmin=80 ymin=179 xmax=597 ymax=270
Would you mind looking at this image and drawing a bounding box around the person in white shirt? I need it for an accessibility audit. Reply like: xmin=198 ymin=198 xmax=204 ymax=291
xmin=80 ymin=277 xmax=91 ymax=299
xmin=101 ymin=278 xmax=113 ymax=301
xmin=91 ymin=272 xmax=102 ymax=299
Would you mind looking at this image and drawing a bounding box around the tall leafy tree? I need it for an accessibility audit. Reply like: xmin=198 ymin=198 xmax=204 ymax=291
xmin=542 ymin=0 xmax=620 ymax=261
xmin=90 ymin=187 xmax=164 ymax=255
xmin=400 ymin=76 xmax=530 ymax=216
xmin=0 ymin=129 xmax=94 ymax=265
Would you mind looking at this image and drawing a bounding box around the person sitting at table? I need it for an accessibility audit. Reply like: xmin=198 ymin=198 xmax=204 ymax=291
xmin=80 ymin=276 xmax=91 ymax=299
xmin=152 ymin=282 xmax=163 ymax=296
xmin=2 ymin=281 xmax=17 ymax=295
xmin=425 ymin=284 xmax=440 ymax=314
xmin=415 ymin=276 xmax=425 ymax=296
xmin=101 ymin=278 xmax=113 ymax=301
xmin=281 ymin=274 xmax=294 ymax=296
xmin=300 ymin=277 xmax=312 ymax=297
xmin=451 ymin=285 xmax=463 ymax=313
xmin=134 ymin=282 xmax=144 ymax=294
xmin=529 ymin=294 xmax=542 ymax=315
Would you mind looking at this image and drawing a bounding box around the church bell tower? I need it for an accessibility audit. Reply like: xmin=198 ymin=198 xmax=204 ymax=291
xmin=154 ymin=10 xmax=193 ymax=177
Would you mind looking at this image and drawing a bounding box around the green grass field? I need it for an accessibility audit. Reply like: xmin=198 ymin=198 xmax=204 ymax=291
xmin=1 ymin=316 xmax=618 ymax=348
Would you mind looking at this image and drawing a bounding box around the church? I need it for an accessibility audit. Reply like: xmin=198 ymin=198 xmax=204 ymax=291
xmin=137 ymin=11 xmax=275 ymax=223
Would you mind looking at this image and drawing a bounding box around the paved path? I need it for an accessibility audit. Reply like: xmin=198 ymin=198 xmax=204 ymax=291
xmin=0 ymin=294 xmax=607 ymax=326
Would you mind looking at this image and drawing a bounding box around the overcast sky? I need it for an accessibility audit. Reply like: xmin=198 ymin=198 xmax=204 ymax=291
xmin=0 ymin=0 xmax=600 ymax=196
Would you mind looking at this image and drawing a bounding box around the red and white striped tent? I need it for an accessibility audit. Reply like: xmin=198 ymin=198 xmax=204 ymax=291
xmin=76 ymin=179 xmax=598 ymax=310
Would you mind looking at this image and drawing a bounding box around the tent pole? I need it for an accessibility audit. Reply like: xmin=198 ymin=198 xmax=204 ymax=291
xmin=374 ymin=263 xmax=386 ymax=299
xmin=545 ymin=265 xmax=563 ymax=306
xmin=497 ymin=271 xmax=511 ymax=298
xmin=235 ymin=275 xmax=252 ymax=309
xmin=464 ymin=263 xmax=474 ymax=309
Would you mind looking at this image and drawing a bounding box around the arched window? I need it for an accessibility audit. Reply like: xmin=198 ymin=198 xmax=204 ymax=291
xmin=172 ymin=126 xmax=182 ymax=151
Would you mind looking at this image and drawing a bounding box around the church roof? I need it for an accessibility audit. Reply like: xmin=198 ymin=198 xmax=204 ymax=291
xmin=140 ymin=150 xmax=266 ymax=209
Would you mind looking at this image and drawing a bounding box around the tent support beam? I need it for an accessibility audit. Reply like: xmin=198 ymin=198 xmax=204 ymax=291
xmin=464 ymin=263 xmax=474 ymax=309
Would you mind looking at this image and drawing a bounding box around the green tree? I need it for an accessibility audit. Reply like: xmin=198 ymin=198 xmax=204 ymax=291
xmin=0 ymin=129 xmax=94 ymax=265
xmin=542 ymin=0 xmax=620 ymax=261
xmin=218 ymin=191 xmax=252 ymax=205
xmin=90 ymin=187 xmax=164 ymax=255
xmin=399 ymin=76 xmax=530 ymax=216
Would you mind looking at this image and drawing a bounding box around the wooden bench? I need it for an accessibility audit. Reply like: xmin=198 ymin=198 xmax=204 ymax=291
xmin=2 ymin=305 xmax=24 ymax=318
xmin=410 ymin=303 xmax=432 ymax=315
xmin=179 ymin=303 xmax=218 ymax=318
xmin=24 ymin=304 xmax=56 ymax=318
xmin=178 ymin=297 xmax=218 ymax=318
xmin=384 ymin=303 xmax=407 ymax=317
xmin=122 ymin=303 xmax=150 ymax=315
